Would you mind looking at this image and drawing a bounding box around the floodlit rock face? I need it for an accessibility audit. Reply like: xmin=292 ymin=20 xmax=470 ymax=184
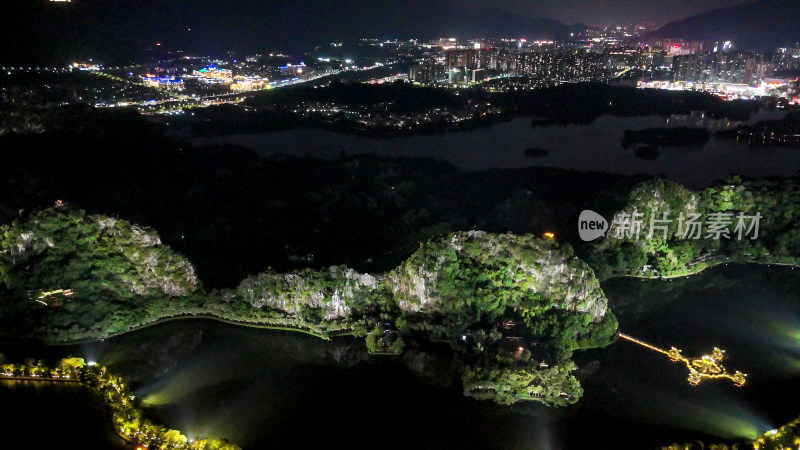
xmin=3 ymin=206 xmax=610 ymax=337
xmin=386 ymin=258 xmax=443 ymax=313
xmin=386 ymin=230 xmax=608 ymax=321
xmin=606 ymin=178 xmax=699 ymax=242
xmin=0 ymin=207 xmax=200 ymax=300
xmin=237 ymin=266 xmax=378 ymax=320
xmin=239 ymin=272 xmax=347 ymax=320
xmin=235 ymin=230 xmax=610 ymax=326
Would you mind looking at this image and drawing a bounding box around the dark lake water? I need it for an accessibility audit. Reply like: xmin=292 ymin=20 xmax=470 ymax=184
xmin=1 ymin=264 xmax=799 ymax=449
xmin=190 ymin=110 xmax=798 ymax=189
xmin=0 ymin=380 xmax=129 ymax=449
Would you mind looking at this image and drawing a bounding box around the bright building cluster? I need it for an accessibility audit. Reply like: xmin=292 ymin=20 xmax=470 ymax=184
xmin=143 ymin=75 xmax=185 ymax=91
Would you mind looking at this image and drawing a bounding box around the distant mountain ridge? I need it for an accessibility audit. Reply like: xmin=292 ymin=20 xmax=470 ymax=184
xmin=0 ymin=0 xmax=570 ymax=65
xmin=645 ymin=0 xmax=800 ymax=51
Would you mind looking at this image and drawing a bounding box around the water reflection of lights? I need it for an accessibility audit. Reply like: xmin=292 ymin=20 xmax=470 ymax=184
xmin=756 ymin=306 xmax=800 ymax=372
xmin=644 ymin=390 xmax=772 ymax=441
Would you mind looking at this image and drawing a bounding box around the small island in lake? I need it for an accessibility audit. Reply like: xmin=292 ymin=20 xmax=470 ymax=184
xmin=622 ymin=127 xmax=710 ymax=149
xmin=717 ymin=110 xmax=800 ymax=147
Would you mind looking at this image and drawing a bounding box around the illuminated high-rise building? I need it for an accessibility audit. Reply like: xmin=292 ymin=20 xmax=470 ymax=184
xmin=511 ymin=52 xmax=603 ymax=81
xmin=712 ymin=41 xmax=735 ymax=53
xmin=773 ymin=47 xmax=800 ymax=71
xmin=409 ymin=62 xmax=445 ymax=84
xmin=445 ymin=49 xmax=488 ymax=71
xmin=673 ymin=52 xmax=774 ymax=85
xmin=654 ymin=39 xmax=704 ymax=56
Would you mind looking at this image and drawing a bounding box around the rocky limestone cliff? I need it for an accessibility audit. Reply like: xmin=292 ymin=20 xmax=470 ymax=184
xmin=236 ymin=230 xmax=610 ymax=326
xmin=237 ymin=266 xmax=378 ymax=320
xmin=386 ymin=230 xmax=608 ymax=321
xmin=0 ymin=206 xmax=199 ymax=299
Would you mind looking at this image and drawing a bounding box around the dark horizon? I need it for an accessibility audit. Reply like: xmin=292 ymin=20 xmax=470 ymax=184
xmin=478 ymin=0 xmax=749 ymax=28
xmin=0 ymin=0 xmax=773 ymax=65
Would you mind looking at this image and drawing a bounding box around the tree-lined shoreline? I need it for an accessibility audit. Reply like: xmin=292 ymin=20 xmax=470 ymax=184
xmin=0 ymin=355 xmax=240 ymax=449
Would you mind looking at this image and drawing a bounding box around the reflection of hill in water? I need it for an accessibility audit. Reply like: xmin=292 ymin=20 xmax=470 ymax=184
xmin=95 ymin=320 xmax=374 ymax=383
xmin=92 ymin=320 xmax=464 ymax=396
xmin=601 ymin=264 xmax=797 ymax=324
xmin=2 ymin=263 xmax=800 ymax=448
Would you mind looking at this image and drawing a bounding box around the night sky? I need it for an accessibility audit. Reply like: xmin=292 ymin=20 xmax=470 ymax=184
xmin=0 ymin=0 xmax=777 ymax=65
xmin=477 ymin=0 xmax=748 ymax=27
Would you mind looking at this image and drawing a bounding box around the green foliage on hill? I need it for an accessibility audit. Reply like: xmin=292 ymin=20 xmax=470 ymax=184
xmin=462 ymin=362 xmax=582 ymax=407
xmin=387 ymin=231 xmax=614 ymax=349
xmin=586 ymin=176 xmax=800 ymax=279
xmin=235 ymin=265 xmax=387 ymax=321
xmin=228 ymin=231 xmax=617 ymax=406
xmin=706 ymin=177 xmax=800 ymax=265
xmin=1 ymin=206 xmax=198 ymax=297
xmin=586 ymin=178 xmax=703 ymax=279
xmin=0 ymin=207 xmax=617 ymax=406
xmin=0 ymin=206 xmax=199 ymax=338
xmin=381 ymin=231 xmax=616 ymax=405
xmin=0 ymin=207 xmax=376 ymax=341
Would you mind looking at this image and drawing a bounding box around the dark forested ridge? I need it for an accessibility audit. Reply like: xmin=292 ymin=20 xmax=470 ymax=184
xmin=645 ymin=0 xmax=800 ymax=51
